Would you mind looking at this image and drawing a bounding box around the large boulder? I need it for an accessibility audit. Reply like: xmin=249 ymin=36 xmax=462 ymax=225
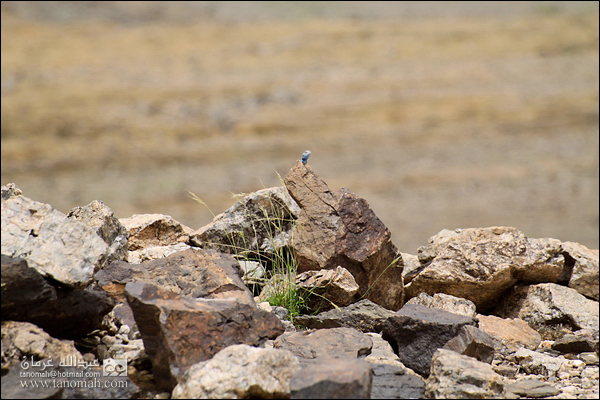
xmin=125 ymin=282 xmax=284 ymax=391
xmin=493 ymin=283 xmax=599 ymax=340
xmin=99 ymin=248 xmax=256 ymax=306
xmin=1 ymin=184 xmax=113 ymax=288
xmin=406 ymin=227 xmax=568 ymax=311
xmin=284 ymin=161 xmax=404 ymax=311
xmin=381 ymin=304 xmax=478 ymax=376
xmin=172 ymin=344 xmax=300 ymax=399
xmin=425 ymin=349 xmax=505 ymax=399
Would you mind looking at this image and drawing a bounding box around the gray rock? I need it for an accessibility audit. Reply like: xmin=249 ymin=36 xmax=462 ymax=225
xmin=274 ymin=327 xmax=373 ymax=359
xmin=284 ymin=161 xmax=404 ymax=311
xmin=189 ymin=186 xmax=300 ymax=256
xmin=494 ymin=283 xmax=599 ymax=340
xmin=67 ymin=200 xmax=129 ymax=267
xmin=291 ymin=356 xmax=373 ymax=399
xmin=1 ymin=187 xmax=110 ymax=288
xmin=562 ymin=241 xmax=599 ymax=301
xmin=172 ymin=344 xmax=300 ymax=399
xmin=381 ymin=304 xmax=478 ymax=376
xmin=365 ymin=333 xmax=426 ymax=399
xmin=296 ymin=266 xmax=360 ymax=313
xmin=405 ymin=292 xmax=477 ymax=317
xmin=552 ymin=329 xmax=599 ymax=354
xmin=442 ymin=325 xmax=496 ymax=364
xmin=504 ymin=379 xmax=561 ymax=398
xmin=1 ymin=320 xmax=82 ymax=372
xmin=512 ymin=348 xmax=564 ymax=377
xmin=1 ymin=255 xmax=115 ymax=339
xmin=295 ymin=299 xmax=396 ymax=333
xmin=125 ymin=282 xmax=284 ymax=391
xmin=425 ymin=348 xmax=505 ymax=399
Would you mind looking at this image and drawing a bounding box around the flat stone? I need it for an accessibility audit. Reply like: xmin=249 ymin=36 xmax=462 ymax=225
xmin=290 ymin=356 xmax=373 ymax=399
xmin=273 ymin=327 xmax=373 ymax=359
xmin=381 ymin=304 xmax=478 ymax=376
xmin=505 ymin=379 xmax=561 ymax=398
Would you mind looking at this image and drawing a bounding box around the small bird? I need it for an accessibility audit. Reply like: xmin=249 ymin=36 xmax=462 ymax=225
xmin=301 ymin=150 xmax=311 ymax=165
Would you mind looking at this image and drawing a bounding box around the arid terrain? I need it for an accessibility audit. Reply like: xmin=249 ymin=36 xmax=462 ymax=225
xmin=1 ymin=1 xmax=598 ymax=252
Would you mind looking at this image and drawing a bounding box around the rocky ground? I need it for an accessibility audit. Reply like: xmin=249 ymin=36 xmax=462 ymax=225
xmin=1 ymin=162 xmax=598 ymax=398
xmin=1 ymin=1 xmax=598 ymax=254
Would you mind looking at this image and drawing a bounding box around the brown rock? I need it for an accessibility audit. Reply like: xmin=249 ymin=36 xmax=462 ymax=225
xmin=124 ymin=282 xmax=284 ymax=391
xmin=119 ymin=213 xmax=193 ymax=251
xmin=98 ymin=248 xmax=255 ymax=306
xmin=407 ymin=227 xmax=568 ymax=311
xmin=284 ymin=161 xmax=404 ymax=311
xmin=477 ymin=314 xmax=542 ymax=356
xmin=296 ymin=266 xmax=360 ymax=313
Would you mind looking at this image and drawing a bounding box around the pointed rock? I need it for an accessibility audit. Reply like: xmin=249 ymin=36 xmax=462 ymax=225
xmin=284 ymin=161 xmax=404 ymax=311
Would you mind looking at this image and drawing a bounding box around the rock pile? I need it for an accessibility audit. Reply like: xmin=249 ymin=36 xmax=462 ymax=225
xmin=1 ymin=160 xmax=598 ymax=399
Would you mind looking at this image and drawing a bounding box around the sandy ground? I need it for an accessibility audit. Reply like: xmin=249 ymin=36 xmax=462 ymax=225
xmin=1 ymin=1 xmax=598 ymax=252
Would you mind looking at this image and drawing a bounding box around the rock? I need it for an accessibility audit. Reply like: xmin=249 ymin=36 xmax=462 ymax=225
xmin=477 ymin=314 xmax=542 ymax=356
xmin=381 ymin=304 xmax=478 ymax=376
xmin=365 ymin=333 xmax=426 ymax=399
xmin=295 ymin=299 xmax=396 ymax=333
xmin=552 ymin=329 xmax=599 ymax=354
xmin=125 ymin=282 xmax=284 ymax=390
xmin=504 ymin=379 xmax=561 ymax=398
xmin=1 ymin=320 xmax=83 ymax=373
xmin=401 ymin=252 xmax=423 ymax=285
xmin=562 ymin=241 xmax=599 ymax=301
xmin=119 ymin=213 xmax=194 ymax=251
xmin=1 ymin=185 xmax=110 ymax=288
xmin=425 ymin=348 xmax=505 ymax=399
xmin=189 ymin=186 xmax=300 ymax=257
xmin=1 ymin=365 xmax=63 ymax=399
xmin=405 ymin=292 xmax=477 ymax=317
xmin=1 ymin=182 xmax=22 ymax=200
xmin=172 ymin=344 xmax=300 ymax=399
xmin=284 ymin=161 xmax=404 ymax=311
xmin=290 ymin=356 xmax=373 ymax=399
xmin=273 ymin=327 xmax=373 ymax=359
xmin=442 ymin=325 xmax=496 ymax=364
xmin=67 ymin=200 xmax=129 ymax=267
xmin=1 ymin=255 xmax=115 ymax=339
xmin=512 ymin=348 xmax=564 ymax=377
xmin=407 ymin=227 xmax=568 ymax=311
xmin=296 ymin=266 xmax=360 ymax=313
xmin=127 ymin=242 xmax=193 ymax=264
xmin=98 ymin=248 xmax=256 ymax=306
xmin=494 ymin=283 xmax=600 ymax=340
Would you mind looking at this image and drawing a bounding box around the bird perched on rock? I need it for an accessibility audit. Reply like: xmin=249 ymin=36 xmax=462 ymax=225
xmin=301 ymin=150 xmax=311 ymax=165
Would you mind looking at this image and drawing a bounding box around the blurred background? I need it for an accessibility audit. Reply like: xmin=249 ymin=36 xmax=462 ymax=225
xmin=1 ymin=1 xmax=598 ymax=253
